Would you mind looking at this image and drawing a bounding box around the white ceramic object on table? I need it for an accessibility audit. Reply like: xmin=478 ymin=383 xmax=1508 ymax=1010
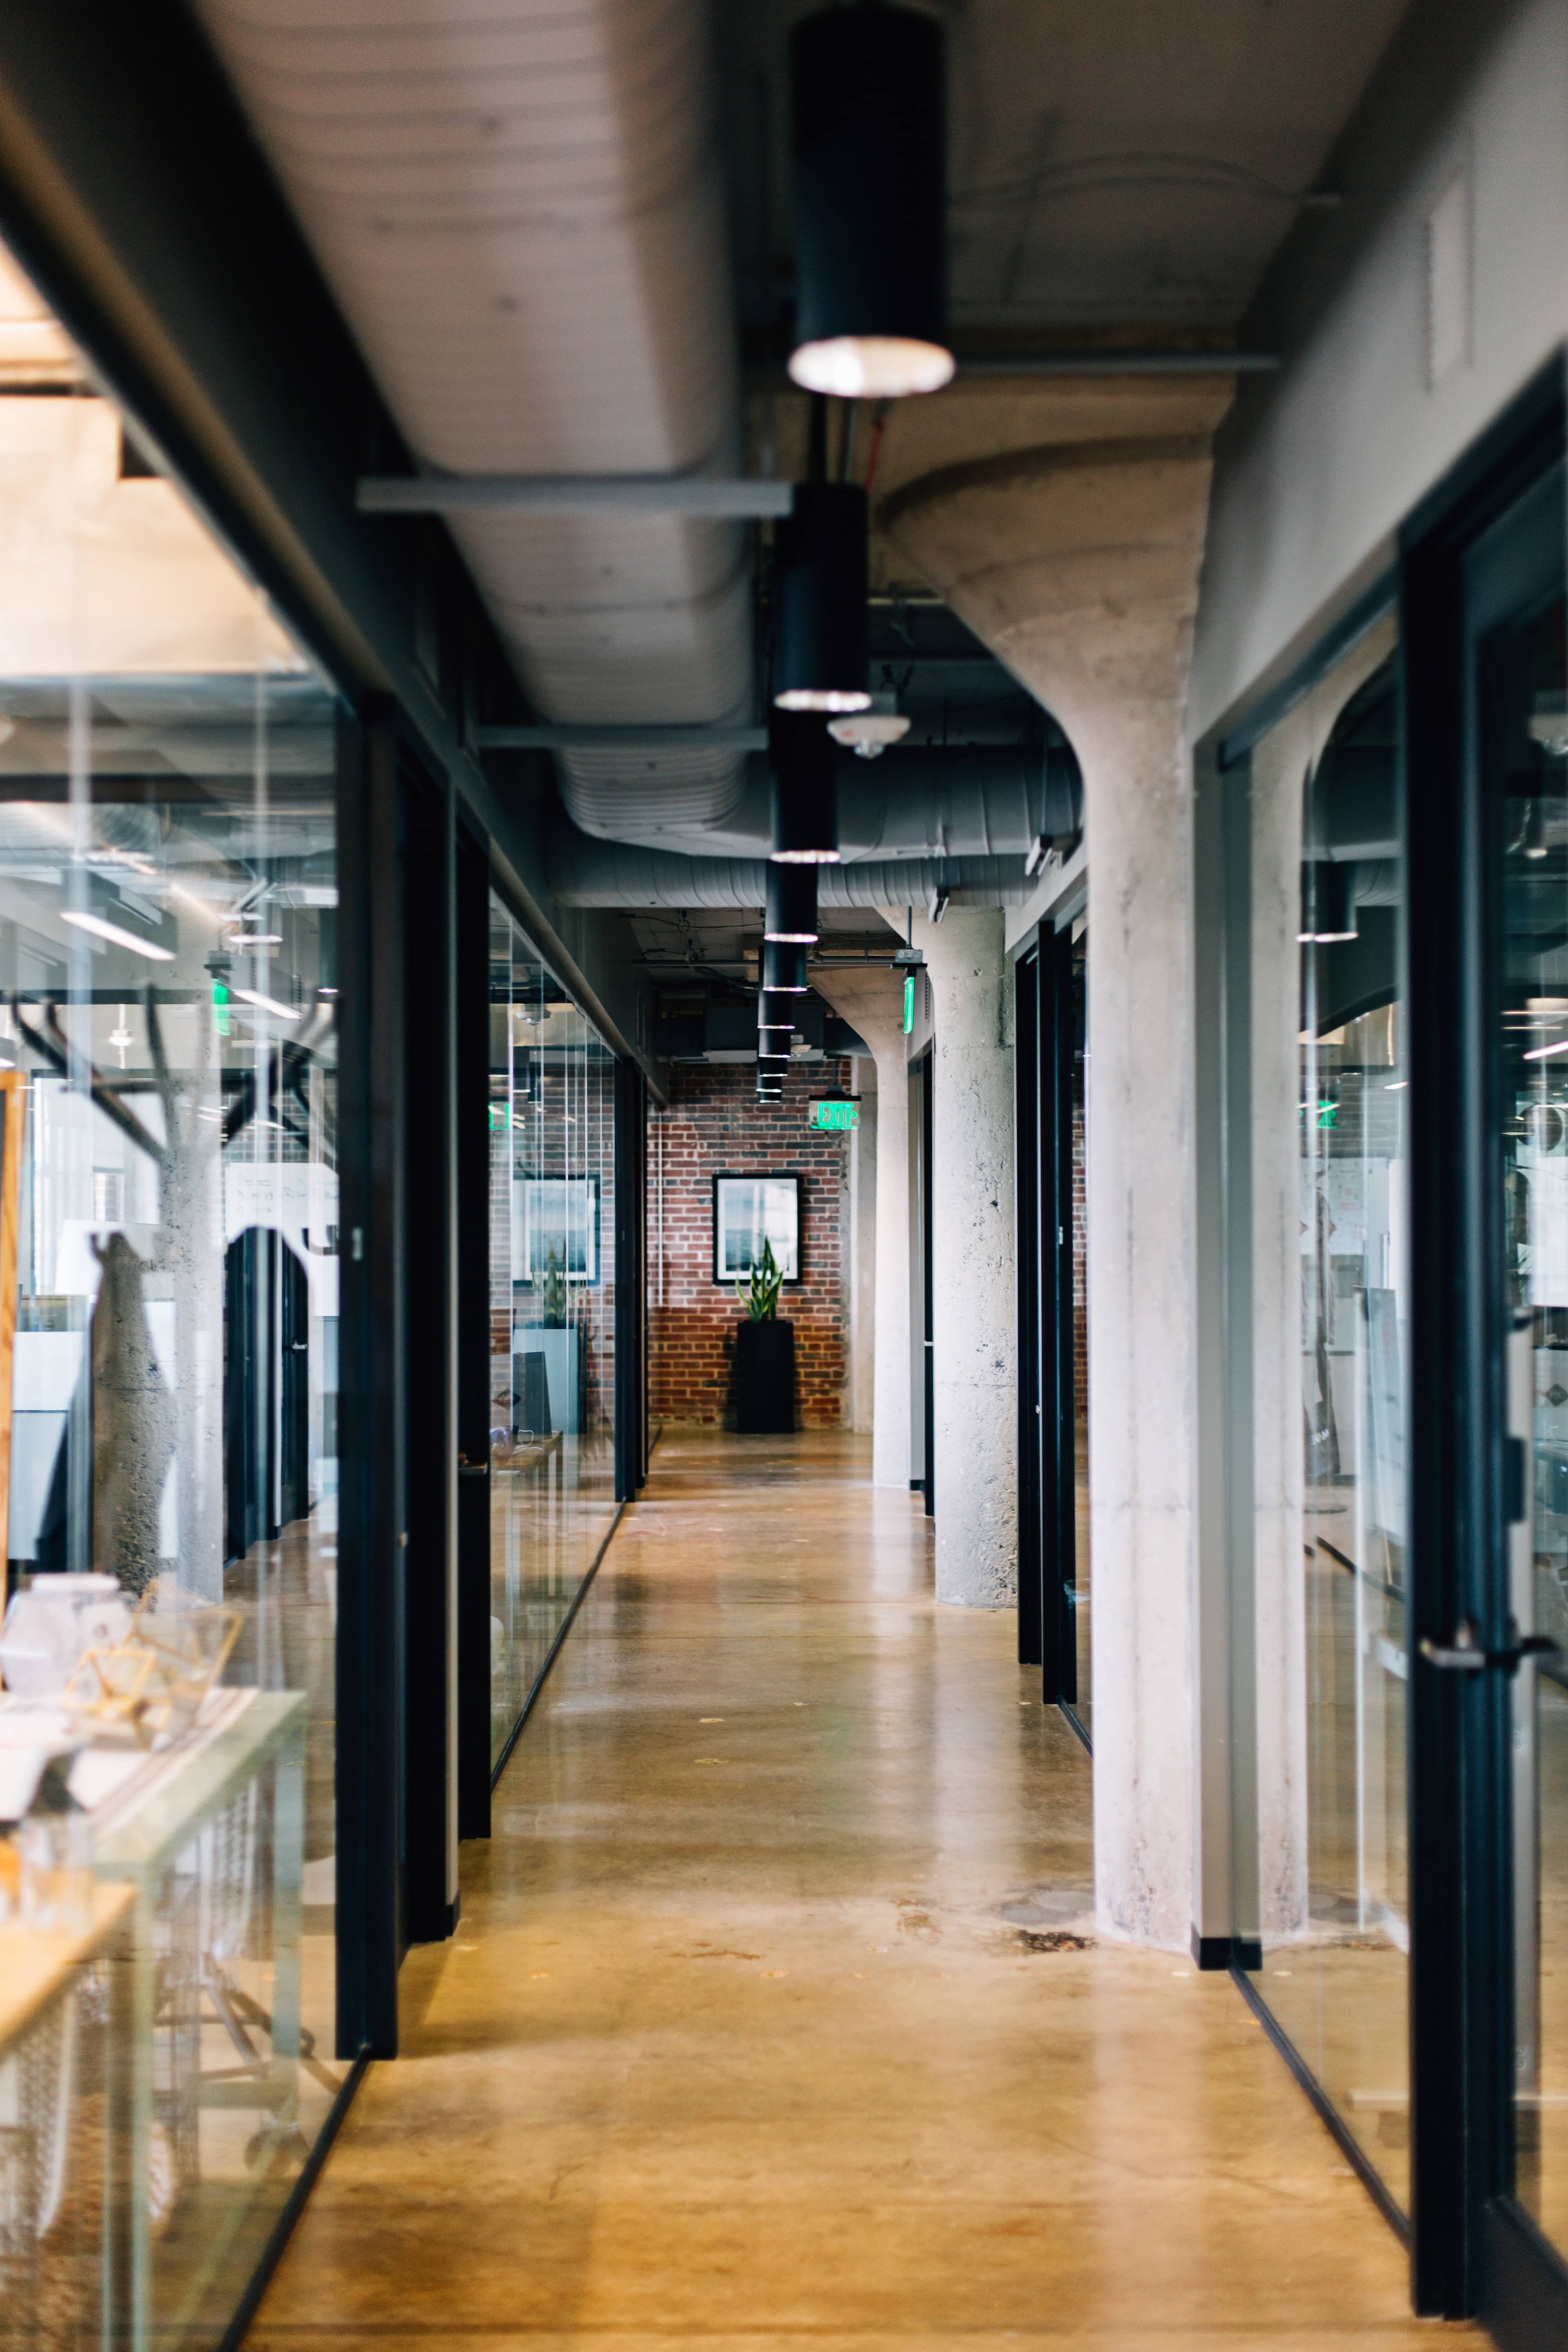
xmin=0 ymin=1576 xmax=132 ymax=1697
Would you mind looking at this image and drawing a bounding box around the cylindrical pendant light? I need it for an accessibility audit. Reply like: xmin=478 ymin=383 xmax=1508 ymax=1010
xmin=758 ymin=987 xmax=796 ymax=1031
xmin=763 ymin=940 xmax=809 ymax=994
xmin=1298 ymin=861 xmax=1359 ymax=944
xmin=765 ymin=863 xmax=820 ymax=944
xmin=789 ymin=0 xmax=951 ymax=399
xmin=773 ymin=481 xmax=869 ymax=713
xmin=770 ymin=709 xmax=839 ymax=864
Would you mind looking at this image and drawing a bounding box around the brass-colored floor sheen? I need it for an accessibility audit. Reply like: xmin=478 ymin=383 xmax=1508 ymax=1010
xmin=249 ymin=1431 xmax=1479 ymax=2352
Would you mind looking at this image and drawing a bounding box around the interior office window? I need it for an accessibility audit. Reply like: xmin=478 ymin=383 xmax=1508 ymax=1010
xmin=487 ymin=893 xmax=617 ymax=1760
xmin=1238 ymin=613 xmax=1409 ymax=2206
xmin=1471 ymin=478 xmax=1568 ymax=2254
xmin=0 ymin=239 xmax=343 ymax=2346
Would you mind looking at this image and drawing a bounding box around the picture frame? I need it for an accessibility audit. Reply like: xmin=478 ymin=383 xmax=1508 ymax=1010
xmin=712 ymin=1172 xmax=802 ymax=1286
xmin=0 ymin=1071 xmax=24 ymax=1552
xmin=513 ymin=1173 xmax=600 ymax=1284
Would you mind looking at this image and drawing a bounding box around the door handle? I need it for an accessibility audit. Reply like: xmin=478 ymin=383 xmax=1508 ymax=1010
xmin=1418 ymin=1617 xmax=1562 ymax=1675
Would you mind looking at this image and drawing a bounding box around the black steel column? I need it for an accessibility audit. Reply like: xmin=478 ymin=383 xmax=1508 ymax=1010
xmin=615 ymin=1057 xmax=648 ymax=1503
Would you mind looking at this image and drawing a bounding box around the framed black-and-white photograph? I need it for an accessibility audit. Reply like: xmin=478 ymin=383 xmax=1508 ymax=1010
xmin=513 ymin=1174 xmax=599 ymax=1283
xmin=712 ymin=1172 xmax=801 ymax=1285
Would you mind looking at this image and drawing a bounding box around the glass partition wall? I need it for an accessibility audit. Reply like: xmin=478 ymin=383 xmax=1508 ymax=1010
xmin=1234 ymin=614 xmax=1410 ymax=2210
xmin=0 ymin=241 xmax=345 ymax=2348
xmin=487 ymin=893 xmax=617 ymax=1760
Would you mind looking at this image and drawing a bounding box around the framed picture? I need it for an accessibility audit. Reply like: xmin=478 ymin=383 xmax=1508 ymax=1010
xmin=712 ymin=1172 xmax=801 ymax=1286
xmin=0 ymin=1072 xmax=22 ymax=1553
xmin=513 ymin=1174 xmax=599 ymax=1284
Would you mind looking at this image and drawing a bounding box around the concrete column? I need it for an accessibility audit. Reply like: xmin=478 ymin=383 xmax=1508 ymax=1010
xmin=909 ymin=907 xmax=1016 ymax=1608
xmin=811 ymin=969 xmax=911 ymax=1488
xmin=881 ymin=392 xmax=1232 ymax=1947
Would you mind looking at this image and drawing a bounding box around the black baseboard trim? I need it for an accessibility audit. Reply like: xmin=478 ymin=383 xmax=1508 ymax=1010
xmin=214 ymin=2047 xmax=370 ymax=2352
xmin=1229 ymin=1962 xmax=1409 ymax=2249
xmin=1192 ymin=1931 xmax=1233 ymax=1971
xmin=1483 ymin=2196 xmax=1568 ymax=2350
xmin=489 ymin=1499 xmax=626 ymax=1792
xmin=1056 ymin=1699 xmax=1091 ymax=1754
xmin=909 ymin=1476 xmax=924 ymax=1492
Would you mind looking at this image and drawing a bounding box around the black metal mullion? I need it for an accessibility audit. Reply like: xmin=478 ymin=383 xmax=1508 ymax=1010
xmin=335 ymin=703 xmax=404 ymax=2057
xmin=1051 ymin=924 xmax=1079 ymax=1708
xmin=1015 ymin=948 xmax=1043 ymax=1668
xmin=454 ymin=826 xmax=493 ymax=1843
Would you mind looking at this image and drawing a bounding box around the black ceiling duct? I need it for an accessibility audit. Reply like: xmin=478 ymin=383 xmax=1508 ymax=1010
xmin=772 ymin=481 xmax=870 ymax=713
xmin=770 ymin=710 xmax=839 ymax=863
xmin=765 ymin=862 xmax=820 ymax=943
xmin=763 ymin=940 xmax=810 ymax=993
xmin=789 ymin=0 xmax=951 ymax=399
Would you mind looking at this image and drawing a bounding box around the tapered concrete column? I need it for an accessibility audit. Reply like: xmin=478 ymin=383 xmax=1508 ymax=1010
xmin=846 ymin=1058 xmax=877 ymax=1434
xmin=882 ymin=392 xmax=1232 ymax=1947
xmin=908 ymin=908 xmax=1016 ymax=1606
xmin=812 ymin=968 xmax=910 ymax=1488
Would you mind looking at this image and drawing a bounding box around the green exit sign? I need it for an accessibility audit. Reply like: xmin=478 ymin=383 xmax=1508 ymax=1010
xmin=808 ymin=1099 xmax=860 ymax=1132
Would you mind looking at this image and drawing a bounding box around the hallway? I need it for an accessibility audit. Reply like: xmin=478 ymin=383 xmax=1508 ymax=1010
xmin=249 ymin=1434 xmax=1467 ymax=2350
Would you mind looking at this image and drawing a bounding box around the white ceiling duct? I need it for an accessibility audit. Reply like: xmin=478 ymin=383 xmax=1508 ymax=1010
xmin=192 ymin=0 xmax=752 ymax=833
xmin=547 ymin=835 xmax=1039 ymax=911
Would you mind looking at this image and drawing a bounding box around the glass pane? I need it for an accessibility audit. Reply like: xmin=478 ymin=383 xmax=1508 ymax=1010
xmin=1473 ymin=462 xmax=1568 ymax=2255
xmin=0 ymin=237 xmax=343 ymax=2348
xmin=486 ymin=893 xmax=617 ymax=1760
xmin=1241 ymin=613 xmax=1410 ymax=2207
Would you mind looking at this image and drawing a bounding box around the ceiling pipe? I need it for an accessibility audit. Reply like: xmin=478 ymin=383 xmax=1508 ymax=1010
xmin=543 ymin=741 xmax=1080 ymax=856
xmin=547 ymin=835 xmax=1040 ymax=911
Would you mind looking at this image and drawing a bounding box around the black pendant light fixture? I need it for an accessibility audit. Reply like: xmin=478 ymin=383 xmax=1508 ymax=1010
xmin=758 ymin=986 xmax=796 ymax=1031
xmin=765 ymin=863 xmax=820 ymax=944
xmin=789 ymin=0 xmax=951 ymax=400
xmin=769 ymin=707 xmax=839 ymax=864
xmin=763 ymin=939 xmax=810 ymax=994
xmin=772 ymin=406 xmax=869 ymax=714
xmin=1298 ymin=860 xmax=1359 ymax=944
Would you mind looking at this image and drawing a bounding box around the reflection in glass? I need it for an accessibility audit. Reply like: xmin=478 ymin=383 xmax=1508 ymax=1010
xmin=487 ymin=895 xmax=617 ymax=1758
xmin=1476 ymin=488 xmax=1568 ymax=2255
xmin=1243 ymin=623 xmax=1410 ymax=2207
xmin=0 ymin=237 xmax=342 ymax=2350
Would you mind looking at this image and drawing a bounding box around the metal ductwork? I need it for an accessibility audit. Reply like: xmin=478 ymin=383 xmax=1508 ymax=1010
xmin=564 ymin=742 xmax=1082 ymax=857
xmin=548 ymin=832 xmax=1040 ymax=911
xmin=193 ymin=0 xmax=752 ymax=833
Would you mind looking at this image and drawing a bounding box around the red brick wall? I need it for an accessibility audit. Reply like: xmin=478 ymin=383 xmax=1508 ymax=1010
xmin=650 ymin=1059 xmax=849 ymax=1427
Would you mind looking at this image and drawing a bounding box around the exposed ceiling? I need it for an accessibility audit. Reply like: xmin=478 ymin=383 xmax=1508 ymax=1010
xmin=724 ymin=0 xmax=1413 ymax=345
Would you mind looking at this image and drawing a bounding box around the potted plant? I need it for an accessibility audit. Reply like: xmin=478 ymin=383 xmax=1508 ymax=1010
xmin=733 ymin=1239 xmax=795 ymax=1433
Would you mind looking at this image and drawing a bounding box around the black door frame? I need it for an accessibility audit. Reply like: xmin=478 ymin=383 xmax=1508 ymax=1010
xmin=1015 ymin=923 xmax=1079 ymax=1707
xmin=1401 ymin=354 xmax=1568 ymax=2337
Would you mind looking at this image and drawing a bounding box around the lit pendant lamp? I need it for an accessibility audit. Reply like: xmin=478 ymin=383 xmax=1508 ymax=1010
xmin=758 ymin=987 xmax=796 ymax=1031
xmin=1298 ymin=861 xmax=1359 ymax=944
xmin=773 ymin=479 xmax=870 ymax=713
xmin=789 ymin=0 xmax=951 ymax=399
xmin=770 ymin=708 xmax=839 ymax=864
xmin=765 ymin=863 xmax=820 ymax=944
xmin=763 ymin=940 xmax=810 ymax=994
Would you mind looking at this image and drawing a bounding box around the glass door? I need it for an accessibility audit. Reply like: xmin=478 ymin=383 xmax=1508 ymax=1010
xmin=1463 ymin=451 xmax=1568 ymax=2336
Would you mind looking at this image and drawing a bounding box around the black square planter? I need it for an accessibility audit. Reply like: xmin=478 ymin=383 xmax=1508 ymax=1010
xmin=734 ymin=1317 xmax=795 ymax=1433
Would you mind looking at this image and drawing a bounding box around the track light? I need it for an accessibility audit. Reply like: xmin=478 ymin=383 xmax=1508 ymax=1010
xmin=763 ymin=940 xmax=810 ymax=994
xmin=765 ymin=863 xmax=820 ymax=944
xmin=773 ymin=481 xmax=870 ymax=713
xmin=788 ymin=0 xmax=952 ymax=399
xmin=770 ymin=710 xmax=840 ymax=864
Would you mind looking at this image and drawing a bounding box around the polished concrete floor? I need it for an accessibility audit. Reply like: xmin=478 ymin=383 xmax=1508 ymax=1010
xmin=249 ymin=1430 xmax=1479 ymax=2350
